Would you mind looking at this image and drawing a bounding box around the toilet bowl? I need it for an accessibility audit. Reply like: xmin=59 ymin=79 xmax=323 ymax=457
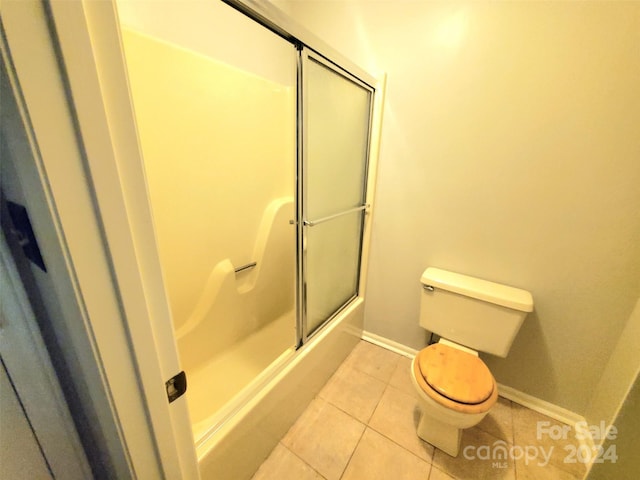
xmin=411 ymin=341 xmax=498 ymax=456
xmin=413 ymin=267 xmax=533 ymax=457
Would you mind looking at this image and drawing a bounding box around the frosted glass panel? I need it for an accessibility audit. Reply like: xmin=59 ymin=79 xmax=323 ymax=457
xmin=306 ymin=59 xmax=371 ymax=220
xmin=304 ymin=54 xmax=373 ymax=337
xmin=306 ymin=211 xmax=364 ymax=334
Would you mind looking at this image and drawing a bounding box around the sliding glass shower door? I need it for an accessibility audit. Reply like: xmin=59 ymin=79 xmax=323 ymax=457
xmin=301 ymin=52 xmax=374 ymax=339
xmin=117 ymin=0 xmax=375 ymax=434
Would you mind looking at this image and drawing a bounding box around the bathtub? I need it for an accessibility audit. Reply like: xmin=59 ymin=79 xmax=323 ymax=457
xmin=176 ymin=197 xmax=296 ymax=441
xmin=173 ymin=195 xmax=364 ymax=479
xmin=196 ymin=298 xmax=364 ymax=480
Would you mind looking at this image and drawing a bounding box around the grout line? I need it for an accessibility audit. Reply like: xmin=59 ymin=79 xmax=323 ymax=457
xmin=427 ymin=464 xmax=450 ymax=480
xmin=336 ymin=344 xmax=436 ymax=469
xmin=508 ymin=397 xmax=516 ymax=446
xmin=337 ymin=425 xmax=367 ymax=480
xmin=343 ymin=340 xmax=401 ymax=384
xmin=471 ymin=422 xmax=515 ymax=446
xmin=366 ymin=421 xmax=436 ymax=466
xmin=365 ymin=384 xmax=436 ymax=466
xmin=509 ymin=399 xmax=520 ymax=480
xmin=318 ymin=398 xmax=368 ymax=429
xmin=365 ymin=382 xmax=391 ymax=424
xmin=318 ymin=376 xmax=380 ymax=426
xmin=348 ymin=362 xmax=395 ymax=387
xmin=278 ymin=441 xmax=328 ymax=480
xmin=322 ymin=355 xmax=435 ymax=474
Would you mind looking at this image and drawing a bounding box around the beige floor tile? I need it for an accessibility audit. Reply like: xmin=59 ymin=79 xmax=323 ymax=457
xmin=515 ymin=458 xmax=583 ymax=480
xmin=343 ymin=341 xmax=401 ymax=383
xmin=476 ymin=396 xmax=514 ymax=444
xmin=433 ymin=427 xmax=516 ymax=480
xmin=253 ymin=342 xmax=592 ymax=480
xmin=428 ymin=466 xmax=456 ymax=480
xmin=369 ymin=385 xmax=435 ymax=462
xmin=388 ymin=355 xmax=417 ymax=397
xmin=318 ymin=361 xmax=387 ymax=423
xmin=282 ymin=398 xmax=365 ymax=480
xmin=342 ymin=428 xmax=431 ymax=480
xmin=251 ymin=443 xmax=325 ymax=480
xmin=512 ymin=403 xmax=586 ymax=478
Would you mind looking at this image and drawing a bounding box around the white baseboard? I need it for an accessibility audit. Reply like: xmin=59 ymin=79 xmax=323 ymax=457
xmin=362 ymin=330 xmax=594 ymax=442
xmin=496 ymin=384 xmax=583 ymax=426
xmin=361 ymin=331 xmax=418 ymax=358
xmin=362 ymin=331 xmax=597 ymax=471
xmin=496 ymin=384 xmax=595 ymax=460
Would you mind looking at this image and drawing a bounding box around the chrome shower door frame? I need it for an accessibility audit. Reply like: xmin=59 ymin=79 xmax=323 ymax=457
xmin=298 ymin=49 xmax=375 ymax=344
xmin=220 ymin=1 xmax=379 ymax=349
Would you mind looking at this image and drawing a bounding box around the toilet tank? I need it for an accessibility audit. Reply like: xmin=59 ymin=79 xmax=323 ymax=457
xmin=420 ymin=268 xmax=533 ymax=358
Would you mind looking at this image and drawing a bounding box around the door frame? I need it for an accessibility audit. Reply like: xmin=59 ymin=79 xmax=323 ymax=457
xmin=2 ymin=0 xmax=386 ymax=478
xmin=2 ymin=1 xmax=199 ymax=478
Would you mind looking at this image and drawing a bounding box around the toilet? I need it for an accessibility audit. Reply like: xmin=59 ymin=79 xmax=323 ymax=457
xmin=411 ymin=267 xmax=533 ymax=457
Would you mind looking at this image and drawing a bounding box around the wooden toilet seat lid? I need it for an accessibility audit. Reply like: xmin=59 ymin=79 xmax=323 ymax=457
xmin=417 ymin=344 xmax=494 ymax=405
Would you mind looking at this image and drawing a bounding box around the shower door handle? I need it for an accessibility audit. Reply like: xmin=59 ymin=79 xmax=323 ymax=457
xmin=303 ymin=204 xmax=368 ymax=227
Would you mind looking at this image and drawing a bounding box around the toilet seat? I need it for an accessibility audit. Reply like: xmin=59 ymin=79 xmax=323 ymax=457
xmin=413 ymin=344 xmax=498 ymax=415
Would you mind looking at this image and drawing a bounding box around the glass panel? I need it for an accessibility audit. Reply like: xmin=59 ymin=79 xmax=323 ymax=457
xmin=306 ymin=58 xmax=372 ymax=220
xmin=306 ymin=211 xmax=364 ymax=334
xmin=304 ymin=55 xmax=373 ymax=337
xmin=117 ymin=0 xmax=296 ymax=437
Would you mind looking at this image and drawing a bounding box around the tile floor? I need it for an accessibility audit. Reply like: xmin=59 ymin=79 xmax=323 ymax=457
xmin=252 ymin=341 xmax=588 ymax=480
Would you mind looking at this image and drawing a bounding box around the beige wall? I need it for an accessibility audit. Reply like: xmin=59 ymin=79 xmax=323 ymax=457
xmin=586 ymin=297 xmax=640 ymax=427
xmin=278 ymin=1 xmax=640 ymax=414
xmin=587 ymin=372 xmax=640 ymax=479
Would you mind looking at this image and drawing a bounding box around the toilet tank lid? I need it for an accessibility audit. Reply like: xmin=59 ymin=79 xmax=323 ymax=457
xmin=421 ymin=268 xmax=534 ymax=312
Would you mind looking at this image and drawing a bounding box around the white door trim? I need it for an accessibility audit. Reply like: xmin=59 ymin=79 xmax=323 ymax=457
xmin=2 ymin=1 xmax=199 ymax=478
xmin=45 ymin=2 xmax=199 ymax=477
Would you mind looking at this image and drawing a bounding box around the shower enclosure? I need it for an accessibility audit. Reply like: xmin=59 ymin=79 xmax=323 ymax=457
xmin=116 ymin=0 xmax=377 ymax=462
xmin=301 ymin=52 xmax=373 ymax=341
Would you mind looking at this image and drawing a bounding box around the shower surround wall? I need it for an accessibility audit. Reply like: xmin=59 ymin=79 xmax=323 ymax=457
xmin=122 ymin=28 xmax=295 ymax=333
xmin=121 ymin=27 xmax=296 ymax=433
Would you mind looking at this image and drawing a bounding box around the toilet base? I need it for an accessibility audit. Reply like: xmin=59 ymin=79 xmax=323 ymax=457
xmin=416 ymin=411 xmax=463 ymax=457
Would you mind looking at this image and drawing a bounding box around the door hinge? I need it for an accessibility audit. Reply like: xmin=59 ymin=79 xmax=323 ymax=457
xmin=165 ymin=371 xmax=187 ymax=403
